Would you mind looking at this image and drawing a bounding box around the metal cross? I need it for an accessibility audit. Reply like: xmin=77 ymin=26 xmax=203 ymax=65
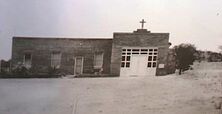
xmin=140 ymin=19 xmax=146 ymax=29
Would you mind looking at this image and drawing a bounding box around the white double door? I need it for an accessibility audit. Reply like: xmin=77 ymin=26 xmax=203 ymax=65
xmin=131 ymin=55 xmax=149 ymax=76
xmin=121 ymin=55 xmax=156 ymax=76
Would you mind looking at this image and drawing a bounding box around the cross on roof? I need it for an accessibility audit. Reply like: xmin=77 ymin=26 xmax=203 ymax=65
xmin=140 ymin=19 xmax=146 ymax=29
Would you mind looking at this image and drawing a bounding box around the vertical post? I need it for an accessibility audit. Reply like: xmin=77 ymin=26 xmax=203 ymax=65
xmin=0 ymin=60 xmax=1 ymax=73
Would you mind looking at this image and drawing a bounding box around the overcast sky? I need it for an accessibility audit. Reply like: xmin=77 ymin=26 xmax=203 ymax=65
xmin=0 ymin=0 xmax=222 ymax=60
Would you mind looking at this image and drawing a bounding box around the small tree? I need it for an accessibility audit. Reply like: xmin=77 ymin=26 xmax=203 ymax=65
xmin=173 ymin=43 xmax=197 ymax=75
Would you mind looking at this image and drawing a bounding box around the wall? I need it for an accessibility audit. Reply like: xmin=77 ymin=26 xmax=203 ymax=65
xmin=165 ymin=49 xmax=176 ymax=74
xmin=110 ymin=29 xmax=170 ymax=76
xmin=11 ymin=37 xmax=112 ymax=75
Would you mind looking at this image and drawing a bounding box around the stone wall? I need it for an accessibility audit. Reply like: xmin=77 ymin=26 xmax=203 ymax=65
xmin=12 ymin=37 xmax=112 ymax=75
xmin=165 ymin=49 xmax=176 ymax=74
xmin=110 ymin=29 xmax=170 ymax=76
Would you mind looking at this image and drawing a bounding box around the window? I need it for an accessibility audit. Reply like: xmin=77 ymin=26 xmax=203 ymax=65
xmin=121 ymin=48 xmax=158 ymax=68
xmin=154 ymin=49 xmax=158 ymax=51
xmin=141 ymin=49 xmax=148 ymax=51
xmin=121 ymin=62 xmax=125 ymax=67
xmin=121 ymin=56 xmax=131 ymax=68
xmin=121 ymin=48 xmax=131 ymax=68
xmin=122 ymin=49 xmax=126 ymax=55
xmin=122 ymin=56 xmax=126 ymax=61
xmin=147 ymin=48 xmax=158 ymax=68
xmin=140 ymin=49 xmax=148 ymax=54
xmin=121 ymin=48 xmax=155 ymax=55
xmin=51 ymin=52 xmax=61 ymax=69
xmin=153 ymin=62 xmax=157 ymax=67
xmin=126 ymin=62 xmax=130 ymax=67
xmin=148 ymin=56 xmax=152 ymax=61
xmin=94 ymin=52 xmax=103 ymax=69
xmin=153 ymin=56 xmax=157 ymax=61
xmin=24 ymin=53 xmax=32 ymax=69
xmin=132 ymin=49 xmax=139 ymax=54
xmin=126 ymin=56 xmax=131 ymax=61
xmin=132 ymin=49 xmax=139 ymax=51
xmin=149 ymin=49 xmax=153 ymax=52
xmin=147 ymin=62 xmax=152 ymax=67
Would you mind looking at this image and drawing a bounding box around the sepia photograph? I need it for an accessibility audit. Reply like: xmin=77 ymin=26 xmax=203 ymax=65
xmin=0 ymin=0 xmax=222 ymax=114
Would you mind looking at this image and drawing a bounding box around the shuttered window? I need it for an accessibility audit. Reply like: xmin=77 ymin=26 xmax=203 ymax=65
xmin=94 ymin=53 xmax=103 ymax=69
xmin=51 ymin=52 xmax=61 ymax=69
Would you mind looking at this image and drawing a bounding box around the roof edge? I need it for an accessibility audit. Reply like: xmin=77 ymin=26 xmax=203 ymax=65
xmin=13 ymin=36 xmax=113 ymax=40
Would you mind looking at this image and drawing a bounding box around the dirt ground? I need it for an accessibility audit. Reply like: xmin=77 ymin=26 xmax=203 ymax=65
xmin=0 ymin=62 xmax=221 ymax=114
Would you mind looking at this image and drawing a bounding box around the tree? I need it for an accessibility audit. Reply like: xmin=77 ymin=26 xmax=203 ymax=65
xmin=218 ymin=45 xmax=222 ymax=54
xmin=173 ymin=44 xmax=197 ymax=75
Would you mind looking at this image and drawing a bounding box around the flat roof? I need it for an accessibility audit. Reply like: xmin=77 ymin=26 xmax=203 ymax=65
xmin=13 ymin=36 xmax=113 ymax=40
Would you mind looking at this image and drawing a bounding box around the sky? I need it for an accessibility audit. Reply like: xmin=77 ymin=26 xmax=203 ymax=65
xmin=0 ymin=0 xmax=222 ymax=60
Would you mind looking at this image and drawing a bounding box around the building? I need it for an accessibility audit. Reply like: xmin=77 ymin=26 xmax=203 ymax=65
xmin=0 ymin=60 xmax=11 ymax=73
xmin=11 ymin=21 xmax=171 ymax=77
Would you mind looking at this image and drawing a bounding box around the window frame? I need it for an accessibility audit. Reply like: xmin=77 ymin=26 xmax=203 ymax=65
xmin=23 ymin=53 xmax=32 ymax=69
xmin=51 ymin=52 xmax=62 ymax=69
xmin=93 ymin=52 xmax=104 ymax=69
xmin=147 ymin=48 xmax=158 ymax=68
xmin=121 ymin=49 xmax=131 ymax=68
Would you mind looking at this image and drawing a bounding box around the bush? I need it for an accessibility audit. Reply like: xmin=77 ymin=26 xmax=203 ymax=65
xmin=12 ymin=66 xmax=29 ymax=77
xmin=173 ymin=43 xmax=197 ymax=75
xmin=47 ymin=67 xmax=60 ymax=76
xmin=0 ymin=66 xmax=62 ymax=78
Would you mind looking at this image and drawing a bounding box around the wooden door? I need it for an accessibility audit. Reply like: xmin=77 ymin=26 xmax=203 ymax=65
xmin=74 ymin=57 xmax=83 ymax=75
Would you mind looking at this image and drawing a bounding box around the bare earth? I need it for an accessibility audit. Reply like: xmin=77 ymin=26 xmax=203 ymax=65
xmin=0 ymin=62 xmax=221 ymax=114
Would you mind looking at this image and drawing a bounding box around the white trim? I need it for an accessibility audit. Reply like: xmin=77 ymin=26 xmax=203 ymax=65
xmin=93 ymin=52 xmax=104 ymax=69
xmin=74 ymin=57 xmax=84 ymax=75
xmin=121 ymin=46 xmax=158 ymax=49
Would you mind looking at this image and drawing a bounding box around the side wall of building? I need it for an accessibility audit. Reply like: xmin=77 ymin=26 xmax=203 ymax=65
xmin=110 ymin=32 xmax=170 ymax=76
xmin=165 ymin=49 xmax=176 ymax=74
xmin=11 ymin=37 xmax=112 ymax=75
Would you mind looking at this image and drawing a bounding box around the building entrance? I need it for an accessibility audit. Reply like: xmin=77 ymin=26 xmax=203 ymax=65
xmin=120 ymin=48 xmax=158 ymax=76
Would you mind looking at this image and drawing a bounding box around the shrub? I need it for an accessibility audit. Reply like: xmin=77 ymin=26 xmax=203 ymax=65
xmin=173 ymin=43 xmax=197 ymax=75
